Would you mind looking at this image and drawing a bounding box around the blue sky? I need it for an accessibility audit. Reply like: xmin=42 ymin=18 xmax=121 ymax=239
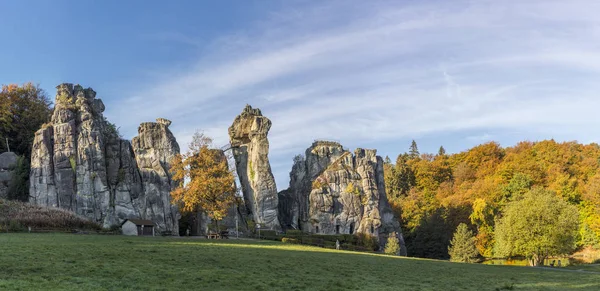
xmin=2 ymin=0 xmax=600 ymax=190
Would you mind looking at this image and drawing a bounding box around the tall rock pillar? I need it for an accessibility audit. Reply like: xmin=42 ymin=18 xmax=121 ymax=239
xmin=229 ymin=105 xmax=280 ymax=230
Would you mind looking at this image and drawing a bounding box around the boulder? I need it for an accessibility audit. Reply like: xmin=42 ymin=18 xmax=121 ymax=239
xmin=0 ymin=152 xmax=18 ymax=199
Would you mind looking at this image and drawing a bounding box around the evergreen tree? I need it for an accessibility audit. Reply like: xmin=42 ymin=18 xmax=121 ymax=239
xmin=409 ymin=140 xmax=419 ymax=159
xmin=384 ymin=232 xmax=401 ymax=255
xmin=395 ymin=153 xmax=416 ymax=196
xmin=384 ymin=155 xmax=392 ymax=164
xmin=448 ymin=223 xmax=480 ymax=263
xmin=438 ymin=146 xmax=446 ymax=156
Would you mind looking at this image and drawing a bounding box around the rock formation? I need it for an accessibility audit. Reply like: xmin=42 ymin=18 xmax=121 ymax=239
xmin=228 ymin=105 xmax=280 ymax=230
xmin=279 ymin=141 xmax=406 ymax=254
xmin=0 ymin=152 xmax=18 ymax=199
xmin=29 ymin=83 xmax=180 ymax=233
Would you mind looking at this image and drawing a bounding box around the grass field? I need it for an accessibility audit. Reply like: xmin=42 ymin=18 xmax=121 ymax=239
xmin=0 ymin=234 xmax=596 ymax=290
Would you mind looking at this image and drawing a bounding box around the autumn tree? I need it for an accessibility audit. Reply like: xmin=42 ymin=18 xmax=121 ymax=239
xmin=0 ymin=83 xmax=52 ymax=201
xmin=448 ymin=223 xmax=480 ymax=263
xmin=170 ymin=131 xmax=237 ymax=232
xmin=0 ymin=83 xmax=52 ymax=156
xmin=494 ymin=188 xmax=579 ymax=266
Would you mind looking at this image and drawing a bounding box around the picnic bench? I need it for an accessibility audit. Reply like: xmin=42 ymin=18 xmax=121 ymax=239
xmin=206 ymin=231 xmax=229 ymax=239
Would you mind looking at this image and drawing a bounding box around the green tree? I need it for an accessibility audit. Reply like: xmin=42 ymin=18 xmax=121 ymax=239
xmin=494 ymin=188 xmax=579 ymax=266
xmin=384 ymin=232 xmax=401 ymax=255
xmin=409 ymin=140 xmax=420 ymax=159
xmin=448 ymin=223 xmax=480 ymax=263
xmin=500 ymin=173 xmax=533 ymax=202
xmin=438 ymin=146 xmax=446 ymax=156
xmin=0 ymin=83 xmax=52 ymax=156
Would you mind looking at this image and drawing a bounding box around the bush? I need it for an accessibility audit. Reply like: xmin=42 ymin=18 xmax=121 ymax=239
xmin=285 ymin=229 xmax=305 ymax=237
xmin=356 ymin=233 xmax=379 ymax=251
xmin=256 ymin=230 xmax=282 ymax=241
xmin=282 ymin=237 xmax=299 ymax=244
xmin=385 ymin=233 xmax=401 ymax=255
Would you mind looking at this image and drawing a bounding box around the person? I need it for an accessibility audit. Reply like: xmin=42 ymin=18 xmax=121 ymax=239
xmin=335 ymin=239 xmax=340 ymax=250
xmin=557 ymin=260 xmax=561 ymax=267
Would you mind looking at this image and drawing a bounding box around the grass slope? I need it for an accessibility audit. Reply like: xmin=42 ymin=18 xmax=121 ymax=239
xmin=0 ymin=234 xmax=596 ymax=290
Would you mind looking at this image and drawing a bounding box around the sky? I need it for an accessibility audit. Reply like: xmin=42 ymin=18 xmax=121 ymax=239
xmin=2 ymin=0 xmax=600 ymax=190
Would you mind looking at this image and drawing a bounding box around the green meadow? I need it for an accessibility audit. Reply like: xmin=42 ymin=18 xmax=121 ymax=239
xmin=0 ymin=234 xmax=596 ymax=290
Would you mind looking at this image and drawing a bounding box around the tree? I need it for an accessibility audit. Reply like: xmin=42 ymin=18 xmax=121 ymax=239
xmin=438 ymin=146 xmax=446 ymax=156
xmin=170 ymin=131 xmax=237 ymax=231
xmin=409 ymin=140 xmax=420 ymax=159
xmin=494 ymin=188 xmax=579 ymax=266
xmin=0 ymin=83 xmax=52 ymax=156
xmin=384 ymin=232 xmax=401 ymax=255
xmin=448 ymin=223 xmax=480 ymax=263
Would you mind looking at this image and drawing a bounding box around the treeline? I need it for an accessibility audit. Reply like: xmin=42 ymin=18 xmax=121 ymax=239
xmin=385 ymin=140 xmax=600 ymax=259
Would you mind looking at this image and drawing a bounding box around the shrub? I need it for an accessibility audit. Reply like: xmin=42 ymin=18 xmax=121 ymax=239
xmin=384 ymin=233 xmax=400 ymax=255
xmin=282 ymin=237 xmax=299 ymax=244
xmin=356 ymin=233 xmax=379 ymax=251
xmin=285 ymin=229 xmax=305 ymax=237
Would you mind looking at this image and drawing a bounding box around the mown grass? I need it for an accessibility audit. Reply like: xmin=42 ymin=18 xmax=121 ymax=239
xmin=0 ymin=234 xmax=597 ymax=290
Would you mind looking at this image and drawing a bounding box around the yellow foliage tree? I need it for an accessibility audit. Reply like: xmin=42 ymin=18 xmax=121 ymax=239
xmin=170 ymin=132 xmax=237 ymax=229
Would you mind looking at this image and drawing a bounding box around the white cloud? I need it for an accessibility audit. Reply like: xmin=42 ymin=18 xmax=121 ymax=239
xmin=106 ymin=0 xmax=600 ymax=189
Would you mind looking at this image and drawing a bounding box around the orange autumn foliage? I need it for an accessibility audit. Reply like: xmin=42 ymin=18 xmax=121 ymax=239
xmin=170 ymin=132 xmax=237 ymax=223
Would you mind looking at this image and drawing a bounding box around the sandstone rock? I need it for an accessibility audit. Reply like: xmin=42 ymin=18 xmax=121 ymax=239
xmin=279 ymin=141 xmax=407 ymax=255
xmin=29 ymin=83 xmax=180 ymax=234
xmin=0 ymin=152 xmax=18 ymax=199
xmin=229 ymin=105 xmax=280 ymax=230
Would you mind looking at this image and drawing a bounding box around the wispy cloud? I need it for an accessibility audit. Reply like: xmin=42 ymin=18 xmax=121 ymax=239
xmin=106 ymin=0 xmax=600 ymax=189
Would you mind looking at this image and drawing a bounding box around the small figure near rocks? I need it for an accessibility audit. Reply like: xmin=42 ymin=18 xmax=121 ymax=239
xmin=550 ymin=260 xmax=555 ymax=267
xmin=557 ymin=260 xmax=562 ymax=267
xmin=336 ymin=239 xmax=340 ymax=250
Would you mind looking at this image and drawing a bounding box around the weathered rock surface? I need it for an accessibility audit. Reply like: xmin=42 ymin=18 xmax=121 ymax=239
xmin=29 ymin=83 xmax=180 ymax=233
xmin=0 ymin=152 xmax=18 ymax=199
xmin=229 ymin=105 xmax=280 ymax=230
xmin=279 ymin=141 xmax=406 ymax=254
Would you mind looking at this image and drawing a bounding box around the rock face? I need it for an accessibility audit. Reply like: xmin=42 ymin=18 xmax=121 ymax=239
xmin=228 ymin=105 xmax=280 ymax=230
xmin=0 ymin=152 xmax=18 ymax=199
xmin=279 ymin=141 xmax=406 ymax=254
xmin=29 ymin=83 xmax=180 ymax=233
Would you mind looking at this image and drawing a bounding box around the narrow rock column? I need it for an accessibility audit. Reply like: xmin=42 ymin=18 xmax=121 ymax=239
xmin=229 ymin=105 xmax=280 ymax=230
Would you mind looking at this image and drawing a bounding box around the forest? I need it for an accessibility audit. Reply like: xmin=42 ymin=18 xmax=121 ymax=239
xmin=385 ymin=140 xmax=600 ymax=260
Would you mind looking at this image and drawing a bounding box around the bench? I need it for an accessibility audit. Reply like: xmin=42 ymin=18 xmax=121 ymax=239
xmin=207 ymin=232 xmax=220 ymax=239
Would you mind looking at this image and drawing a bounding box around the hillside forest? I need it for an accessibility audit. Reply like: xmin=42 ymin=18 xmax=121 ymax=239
xmin=385 ymin=140 xmax=600 ymax=259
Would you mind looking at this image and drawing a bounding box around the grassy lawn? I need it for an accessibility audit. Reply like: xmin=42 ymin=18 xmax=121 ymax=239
xmin=0 ymin=234 xmax=596 ymax=290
